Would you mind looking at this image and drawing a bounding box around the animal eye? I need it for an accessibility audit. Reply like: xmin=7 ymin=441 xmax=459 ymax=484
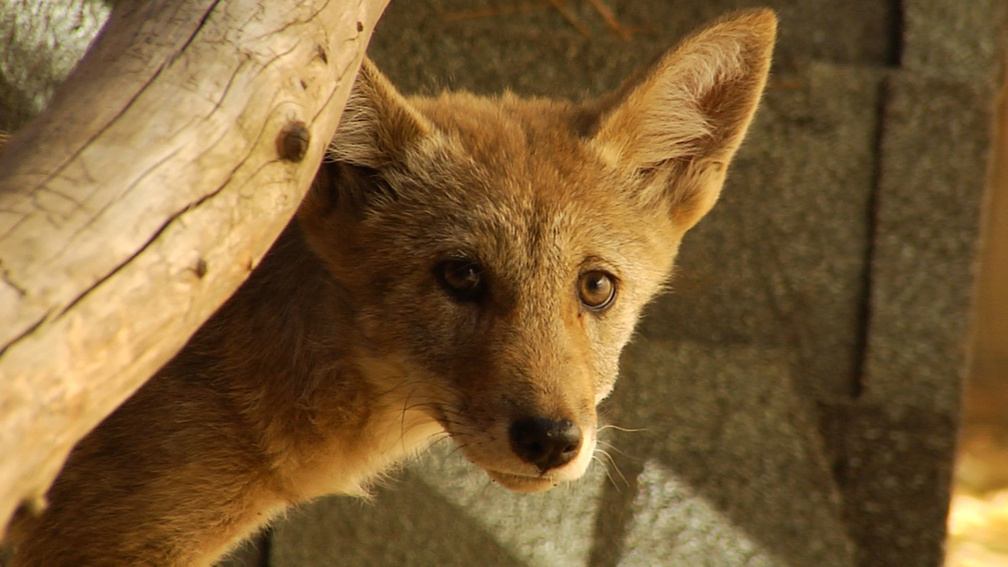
xmin=436 ymin=259 xmax=486 ymax=301
xmin=578 ymin=271 xmax=616 ymax=311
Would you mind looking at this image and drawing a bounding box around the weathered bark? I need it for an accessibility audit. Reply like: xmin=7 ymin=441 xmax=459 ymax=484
xmin=0 ymin=0 xmax=389 ymax=534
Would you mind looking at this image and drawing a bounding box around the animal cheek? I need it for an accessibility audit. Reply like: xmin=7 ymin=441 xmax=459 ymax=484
xmin=593 ymin=370 xmax=619 ymax=404
xmin=568 ymin=323 xmax=627 ymax=405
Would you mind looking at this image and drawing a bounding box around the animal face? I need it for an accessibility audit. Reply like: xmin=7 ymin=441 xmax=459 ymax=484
xmin=297 ymin=10 xmax=776 ymax=491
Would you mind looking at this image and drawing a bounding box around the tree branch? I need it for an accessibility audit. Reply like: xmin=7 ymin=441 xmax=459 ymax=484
xmin=0 ymin=0 xmax=389 ymax=533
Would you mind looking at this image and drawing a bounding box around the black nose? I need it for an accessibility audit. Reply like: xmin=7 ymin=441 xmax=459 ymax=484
xmin=508 ymin=417 xmax=583 ymax=472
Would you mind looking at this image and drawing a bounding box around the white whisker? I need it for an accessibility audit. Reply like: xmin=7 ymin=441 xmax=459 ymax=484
xmin=597 ymin=424 xmax=647 ymax=434
xmin=595 ymin=448 xmax=629 ymax=487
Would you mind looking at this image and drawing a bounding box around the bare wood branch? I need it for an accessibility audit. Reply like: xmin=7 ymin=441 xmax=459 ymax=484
xmin=0 ymin=0 xmax=389 ymax=532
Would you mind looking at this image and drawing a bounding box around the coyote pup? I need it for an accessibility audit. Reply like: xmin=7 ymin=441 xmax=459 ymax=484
xmin=8 ymin=10 xmax=776 ymax=566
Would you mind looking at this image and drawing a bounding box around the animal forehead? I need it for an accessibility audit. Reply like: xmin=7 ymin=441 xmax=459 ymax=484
xmin=398 ymin=94 xmax=655 ymax=269
xmin=414 ymin=93 xmax=596 ymax=184
xmin=428 ymin=191 xmax=633 ymax=278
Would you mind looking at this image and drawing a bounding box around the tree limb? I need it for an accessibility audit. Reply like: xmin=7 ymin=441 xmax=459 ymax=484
xmin=0 ymin=0 xmax=389 ymax=533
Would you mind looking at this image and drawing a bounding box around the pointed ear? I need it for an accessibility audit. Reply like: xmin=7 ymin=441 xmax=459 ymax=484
xmin=327 ymin=58 xmax=434 ymax=169
xmin=304 ymin=59 xmax=435 ymax=219
xmin=592 ymin=9 xmax=776 ymax=229
xmin=300 ymin=60 xmax=436 ymax=254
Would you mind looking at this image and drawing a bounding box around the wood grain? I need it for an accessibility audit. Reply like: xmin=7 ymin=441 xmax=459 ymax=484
xmin=0 ymin=0 xmax=389 ymax=534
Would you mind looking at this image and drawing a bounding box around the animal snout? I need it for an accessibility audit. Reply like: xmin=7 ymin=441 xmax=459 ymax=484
xmin=508 ymin=417 xmax=583 ymax=472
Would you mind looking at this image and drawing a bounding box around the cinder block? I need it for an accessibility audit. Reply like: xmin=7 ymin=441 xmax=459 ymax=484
xmin=611 ymin=340 xmax=854 ymax=567
xmin=617 ymin=463 xmax=787 ymax=567
xmin=819 ymin=401 xmax=957 ymax=567
xmin=820 ymin=70 xmax=994 ymax=567
xmin=863 ymin=72 xmax=992 ymax=416
xmin=271 ymin=341 xmax=853 ymax=567
xmin=901 ymin=0 xmax=1004 ymax=83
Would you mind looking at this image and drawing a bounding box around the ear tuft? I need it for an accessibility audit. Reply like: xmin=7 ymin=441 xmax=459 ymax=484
xmin=591 ymin=9 xmax=776 ymax=230
xmin=594 ymin=9 xmax=777 ymax=170
xmin=328 ymin=59 xmax=434 ymax=169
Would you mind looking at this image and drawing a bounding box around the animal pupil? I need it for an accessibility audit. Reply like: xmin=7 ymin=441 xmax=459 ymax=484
xmin=578 ymin=271 xmax=616 ymax=310
xmin=438 ymin=259 xmax=484 ymax=300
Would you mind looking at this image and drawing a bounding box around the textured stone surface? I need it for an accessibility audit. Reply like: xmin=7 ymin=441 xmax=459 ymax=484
xmin=270 ymin=469 xmax=529 ymax=567
xmin=815 ymin=71 xmax=996 ymax=567
xmin=863 ymin=73 xmax=993 ymax=417
xmin=902 ymin=0 xmax=1004 ymax=83
xmin=271 ymin=342 xmax=854 ymax=567
xmin=820 ymin=401 xmax=957 ymax=567
xmin=609 ymin=340 xmax=853 ymax=567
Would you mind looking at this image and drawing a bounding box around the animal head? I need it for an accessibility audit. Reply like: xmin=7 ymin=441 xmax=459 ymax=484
xmin=298 ymin=10 xmax=776 ymax=492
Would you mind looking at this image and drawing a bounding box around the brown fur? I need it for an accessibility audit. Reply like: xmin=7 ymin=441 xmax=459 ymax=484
xmin=7 ymin=10 xmax=776 ymax=566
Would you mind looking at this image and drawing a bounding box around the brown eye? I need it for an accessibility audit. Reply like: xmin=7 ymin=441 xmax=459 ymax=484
xmin=578 ymin=271 xmax=616 ymax=311
xmin=436 ymin=259 xmax=485 ymax=301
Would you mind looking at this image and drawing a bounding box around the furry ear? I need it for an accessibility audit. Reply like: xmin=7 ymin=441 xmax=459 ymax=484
xmin=327 ymin=58 xmax=434 ymax=169
xmin=592 ymin=9 xmax=776 ymax=229
xmin=304 ymin=59 xmax=435 ymax=218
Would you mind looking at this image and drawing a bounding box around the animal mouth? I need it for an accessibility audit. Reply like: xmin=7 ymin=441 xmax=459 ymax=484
xmin=434 ymin=412 xmax=594 ymax=493
xmin=484 ymin=469 xmax=559 ymax=493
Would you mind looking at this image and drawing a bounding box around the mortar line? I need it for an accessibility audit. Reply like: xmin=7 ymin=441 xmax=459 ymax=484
xmin=851 ymin=74 xmax=892 ymax=400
